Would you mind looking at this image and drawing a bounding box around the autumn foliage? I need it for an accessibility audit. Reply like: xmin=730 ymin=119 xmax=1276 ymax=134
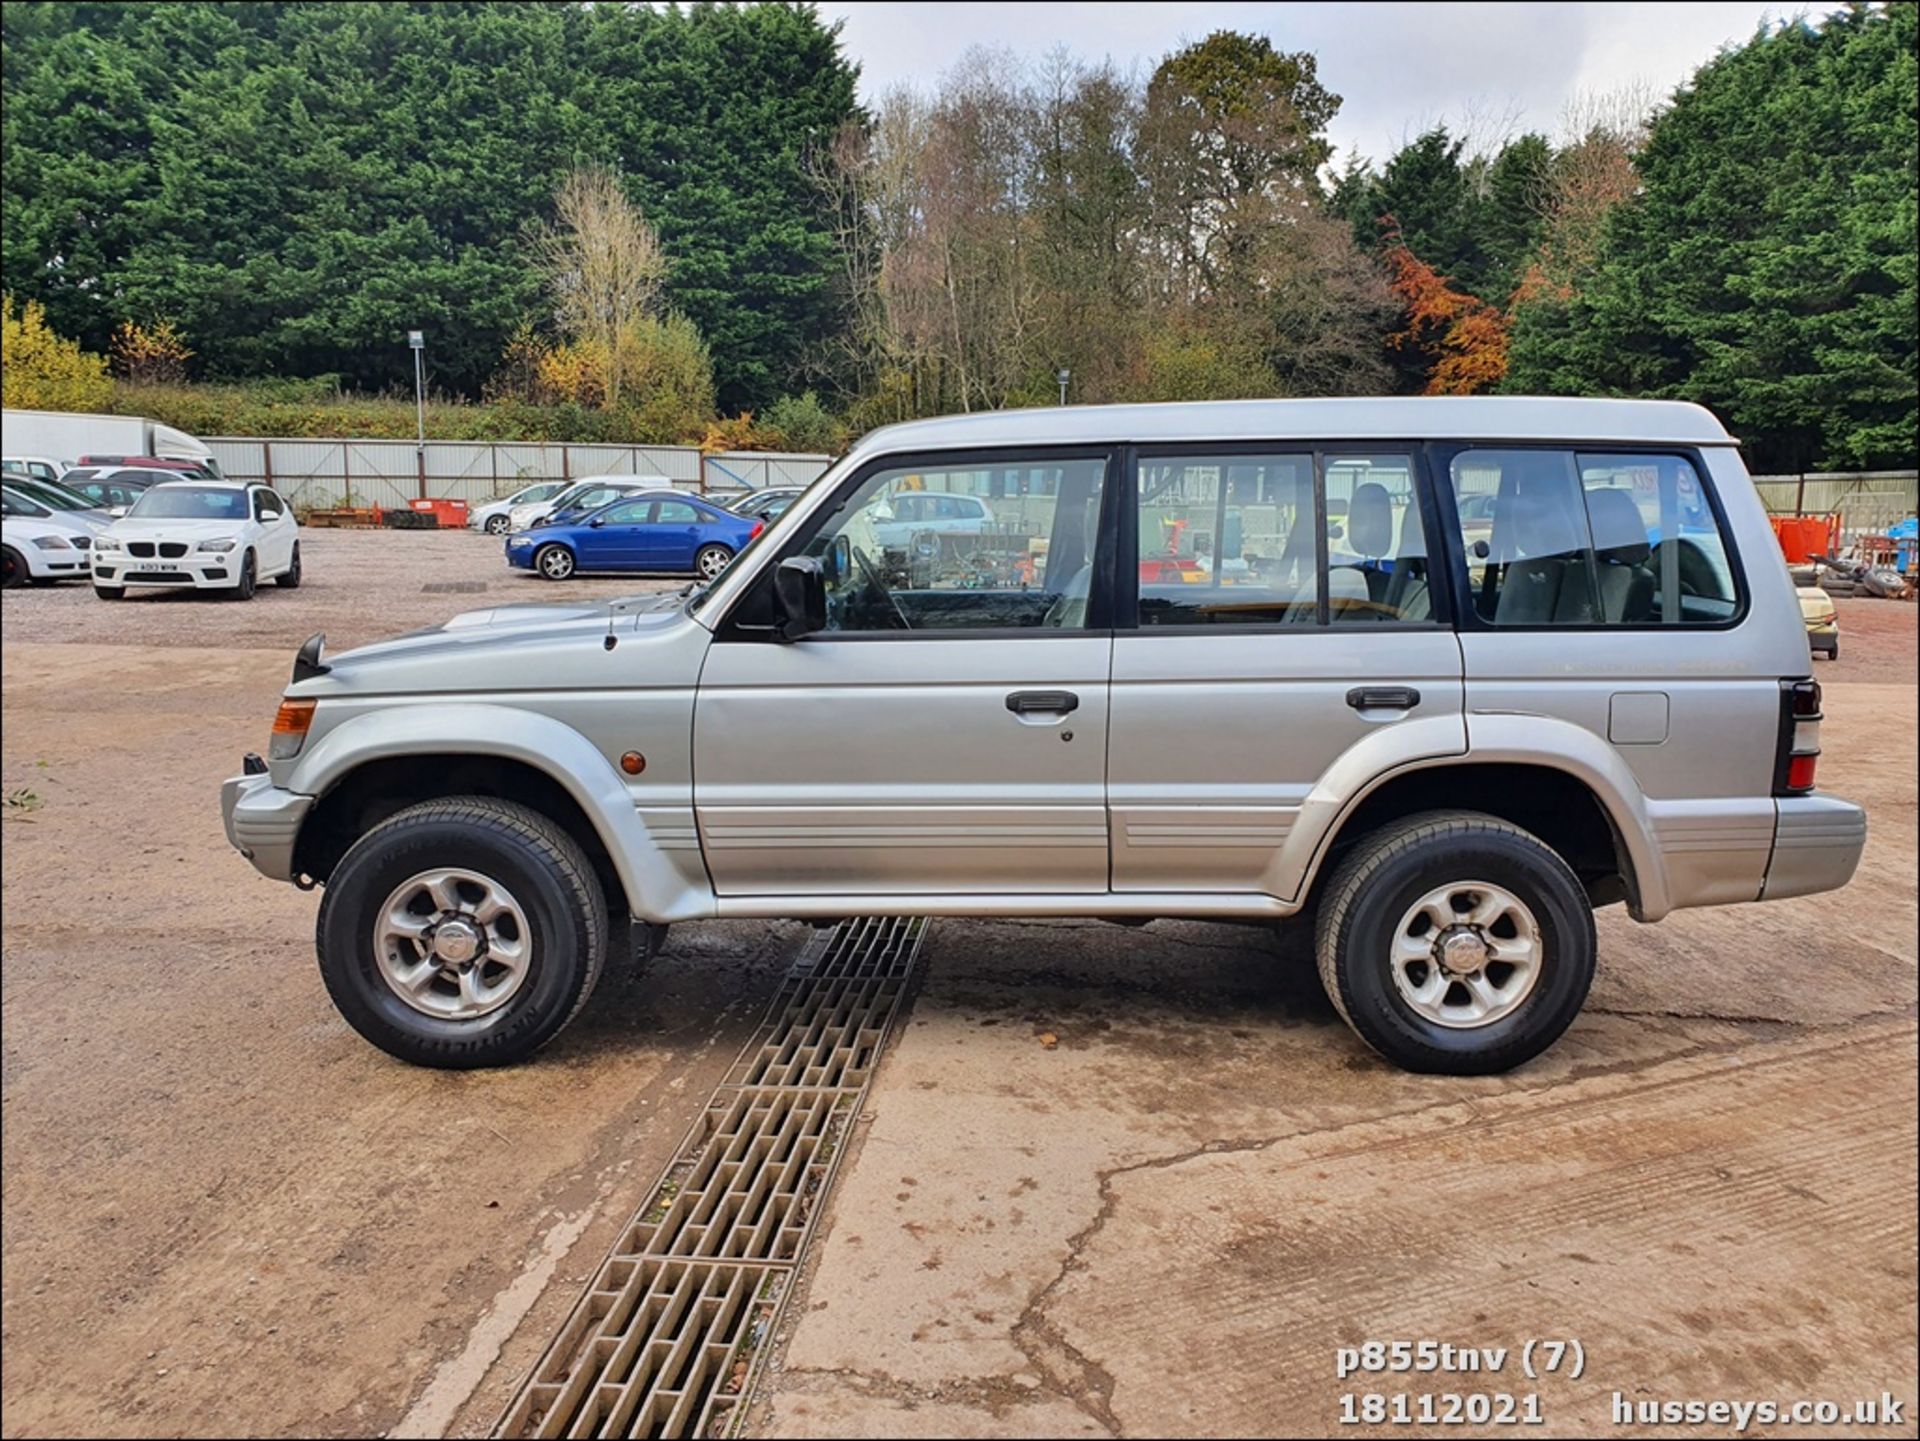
xmin=1383 ymin=242 xmax=1511 ymax=395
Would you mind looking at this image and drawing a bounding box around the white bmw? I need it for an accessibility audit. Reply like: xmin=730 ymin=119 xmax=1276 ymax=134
xmin=91 ymin=479 xmax=301 ymax=600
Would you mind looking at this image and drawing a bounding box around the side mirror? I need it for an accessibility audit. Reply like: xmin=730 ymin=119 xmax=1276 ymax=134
xmin=773 ymin=556 xmax=827 ymax=641
xmin=590 ymin=516 xmax=606 ymax=528
xmin=110 ymin=506 xmax=127 ymax=518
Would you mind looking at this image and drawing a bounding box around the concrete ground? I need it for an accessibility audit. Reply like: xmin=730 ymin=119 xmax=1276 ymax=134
xmin=1 ymin=528 xmax=1914 ymax=1438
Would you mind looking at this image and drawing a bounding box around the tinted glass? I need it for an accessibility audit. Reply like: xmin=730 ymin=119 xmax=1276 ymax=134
xmin=1448 ymin=449 xmax=1736 ymax=626
xmin=656 ymin=500 xmax=700 ymax=524
xmin=598 ymin=500 xmax=652 ymax=524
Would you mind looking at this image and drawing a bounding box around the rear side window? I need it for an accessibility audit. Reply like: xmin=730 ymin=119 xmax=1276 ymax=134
xmin=1447 ymin=450 xmax=1738 ymax=626
xmin=656 ymin=500 xmax=700 ymax=524
xmin=1136 ymin=451 xmax=1433 ymax=626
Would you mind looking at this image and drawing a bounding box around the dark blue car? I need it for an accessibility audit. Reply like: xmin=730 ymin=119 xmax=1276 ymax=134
xmin=506 ymin=492 xmax=761 ymax=581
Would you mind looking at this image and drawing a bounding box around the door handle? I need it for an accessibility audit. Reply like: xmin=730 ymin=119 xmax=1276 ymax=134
xmin=1006 ymin=689 xmax=1079 ymax=715
xmin=1346 ymin=686 xmax=1421 ymax=711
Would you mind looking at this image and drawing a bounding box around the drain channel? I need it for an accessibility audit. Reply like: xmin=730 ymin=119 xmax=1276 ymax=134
xmin=497 ymin=916 xmax=927 ymax=1440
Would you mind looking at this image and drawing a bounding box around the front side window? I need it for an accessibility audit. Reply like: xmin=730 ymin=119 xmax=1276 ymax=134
xmin=597 ymin=500 xmax=651 ymax=525
xmin=776 ymin=454 xmax=1108 ymax=632
xmin=1447 ymin=449 xmax=1736 ymax=626
xmin=1136 ymin=451 xmax=1431 ymax=626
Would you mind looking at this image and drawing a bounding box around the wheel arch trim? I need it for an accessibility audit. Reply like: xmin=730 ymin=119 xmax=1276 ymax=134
xmin=1285 ymin=714 xmax=1669 ymax=920
xmin=286 ymin=704 xmax=714 ymax=921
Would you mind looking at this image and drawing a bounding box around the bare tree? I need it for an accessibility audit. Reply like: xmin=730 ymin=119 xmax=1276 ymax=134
xmin=535 ymin=166 xmax=668 ymax=407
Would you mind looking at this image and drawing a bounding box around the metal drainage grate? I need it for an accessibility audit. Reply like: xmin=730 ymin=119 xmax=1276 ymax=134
xmin=498 ymin=916 xmax=927 ymax=1440
xmin=423 ymin=580 xmax=490 ymax=594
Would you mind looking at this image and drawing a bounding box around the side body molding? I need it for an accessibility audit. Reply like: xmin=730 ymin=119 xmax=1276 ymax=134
xmin=285 ymin=703 xmax=717 ymax=923
xmin=1278 ymin=712 xmax=1671 ymax=921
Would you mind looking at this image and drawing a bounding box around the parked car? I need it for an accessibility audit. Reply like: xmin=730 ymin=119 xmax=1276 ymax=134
xmin=78 ymin=453 xmax=219 ymax=480
xmin=506 ymin=493 xmax=760 ymax=581
xmin=2 ymin=476 xmax=112 ymax=529
xmin=222 ymin=397 xmax=1863 ymax=1074
xmin=868 ymin=489 xmax=994 ymax=549
xmin=2 ymin=492 xmax=96 ymax=585
xmin=2 ymin=455 xmax=72 ymax=483
xmin=724 ymin=487 xmax=806 ymax=521
xmin=1797 ymin=584 xmax=1839 ymax=659
xmin=507 ymin=476 xmax=669 ymax=532
xmin=470 ymin=481 xmax=568 ymax=535
xmin=92 ymin=479 xmax=300 ymax=600
xmin=61 ymin=466 xmax=162 ymax=512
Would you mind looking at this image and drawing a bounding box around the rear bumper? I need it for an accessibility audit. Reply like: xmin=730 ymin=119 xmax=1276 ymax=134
xmin=221 ymin=772 xmax=313 ymax=882
xmin=1761 ymin=794 xmax=1867 ymax=901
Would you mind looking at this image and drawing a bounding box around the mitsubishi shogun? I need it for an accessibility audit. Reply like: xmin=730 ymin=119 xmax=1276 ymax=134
xmin=222 ymin=398 xmax=1865 ymax=1074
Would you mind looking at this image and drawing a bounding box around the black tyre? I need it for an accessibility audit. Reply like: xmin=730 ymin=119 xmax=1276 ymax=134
xmin=315 ymin=797 xmax=608 ymax=1068
xmin=1 ymin=545 xmax=23 ymax=588
xmin=695 ymin=543 xmax=733 ymax=580
xmin=1314 ymin=810 xmax=1595 ymax=1075
xmin=94 ymin=583 xmax=125 ymax=600
xmin=534 ymin=543 xmax=575 ymax=580
xmin=485 ymin=514 xmax=510 ymax=535
xmin=231 ymin=548 xmax=257 ymax=600
xmin=277 ymin=541 xmax=302 ymax=588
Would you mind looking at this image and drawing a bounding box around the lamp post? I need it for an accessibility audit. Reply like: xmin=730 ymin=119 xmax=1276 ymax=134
xmin=408 ymin=329 xmax=427 ymax=500
xmin=1055 ymin=367 xmax=1071 ymax=406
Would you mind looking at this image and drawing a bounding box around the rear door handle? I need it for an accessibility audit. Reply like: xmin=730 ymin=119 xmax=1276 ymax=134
xmin=1006 ymin=689 xmax=1079 ymax=715
xmin=1346 ymin=686 xmax=1421 ymax=711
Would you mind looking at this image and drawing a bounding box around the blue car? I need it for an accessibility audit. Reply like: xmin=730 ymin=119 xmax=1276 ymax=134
xmin=507 ymin=492 xmax=761 ymax=582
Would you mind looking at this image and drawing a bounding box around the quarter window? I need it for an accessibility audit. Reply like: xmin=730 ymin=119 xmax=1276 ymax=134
xmin=1447 ymin=449 xmax=1737 ymax=626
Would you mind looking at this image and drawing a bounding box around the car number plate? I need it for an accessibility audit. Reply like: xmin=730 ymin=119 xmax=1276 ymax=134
xmin=136 ymin=562 xmax=173 ymax=571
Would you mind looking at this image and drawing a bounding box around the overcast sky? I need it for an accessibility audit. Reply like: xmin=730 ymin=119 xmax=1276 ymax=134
xmin=816 ymin=1 xmax=1841 ymax=163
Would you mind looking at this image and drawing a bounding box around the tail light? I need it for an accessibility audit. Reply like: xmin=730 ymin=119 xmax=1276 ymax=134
xmin=749 ymin=520 xmax=765 ymax=541
xmin=1773 ymin=679 xmax=1822 ymax=795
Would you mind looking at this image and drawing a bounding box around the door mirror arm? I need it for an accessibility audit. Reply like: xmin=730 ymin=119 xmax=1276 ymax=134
xmin=772 ymin=556 xmax=828 ymax=641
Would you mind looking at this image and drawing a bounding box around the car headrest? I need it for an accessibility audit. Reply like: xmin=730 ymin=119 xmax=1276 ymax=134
xmin=1508 ymin=487 xmax=1581 ymax=558
xmin=1348 ymin=483 xmax=1393 ymax=558
xmin=1585 ymin=487 xmax=1651 ymax=564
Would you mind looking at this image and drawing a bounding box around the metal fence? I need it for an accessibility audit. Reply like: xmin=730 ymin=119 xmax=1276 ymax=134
xmin=204 ymin=437 xmax=835 ymax=510
xmin=1750 ymin=469 xmax=1917 ymax=546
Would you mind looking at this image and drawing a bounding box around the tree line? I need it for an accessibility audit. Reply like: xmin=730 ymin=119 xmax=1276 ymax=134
xmin=1 ymin=1 xmax=1912 ymax=471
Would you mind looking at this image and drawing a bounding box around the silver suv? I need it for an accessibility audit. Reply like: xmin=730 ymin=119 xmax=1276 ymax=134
xmin=221 ymin=398 xmax=1865 ymax=1074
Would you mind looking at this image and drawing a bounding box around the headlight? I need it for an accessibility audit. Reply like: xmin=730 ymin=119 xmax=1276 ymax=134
xmin=30 ymin=536 xmax=72 ymax=550
xmin=197 ymin=538 xmax=237 ymax=553
xmin=71 ymin=535 xmax=91 ymax=549
xmin=94 ymin=535 xmax=122 ymax=552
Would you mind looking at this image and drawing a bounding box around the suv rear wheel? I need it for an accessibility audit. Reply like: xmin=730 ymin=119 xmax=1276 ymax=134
xmin=1315 ymin=810 xmax=1595 ymax=1074
xmin=315 ymin=797 xmax=608 ymax=1067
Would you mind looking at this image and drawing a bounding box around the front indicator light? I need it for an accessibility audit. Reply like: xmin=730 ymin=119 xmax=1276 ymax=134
xmin=269 ymin=698 xmax=317 ymax=760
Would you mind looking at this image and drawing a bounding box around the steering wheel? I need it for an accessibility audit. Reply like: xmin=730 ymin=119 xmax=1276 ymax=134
xmin=851 ymin=544 xmax=913 ymax=631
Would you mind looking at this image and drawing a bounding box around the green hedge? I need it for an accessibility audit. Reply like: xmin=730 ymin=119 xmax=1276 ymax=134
xmin=111 ymin=381 xmax=709 ymax=445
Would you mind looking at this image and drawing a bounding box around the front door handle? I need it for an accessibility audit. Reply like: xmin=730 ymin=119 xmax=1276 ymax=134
xmin=1346 ymin=685 xmax=1421 ymax=711
xmin=1006 ymin=689 xmax=1079 ymax=716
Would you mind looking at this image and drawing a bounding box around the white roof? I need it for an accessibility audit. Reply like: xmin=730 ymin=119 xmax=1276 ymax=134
xmin=148 ymin=476 xmax=249 ymax=489
xmin=852 ymin=396 xmax=1735 ymax=460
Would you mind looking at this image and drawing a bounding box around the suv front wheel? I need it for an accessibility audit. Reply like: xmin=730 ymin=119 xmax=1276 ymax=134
xmin=315 ymin=797 xmax=608 ymax=1067
xmin=1315 ymin=810 xmax=1595 ymax=1075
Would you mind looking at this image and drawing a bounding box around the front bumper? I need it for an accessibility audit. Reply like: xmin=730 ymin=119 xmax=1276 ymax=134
xmin=1761 ymin=794 xmax=1867 ymax=901
xmin=94 ymin=550 xmax=237 ymax=588
xmin=221 ymin=771 xmax=314 ymax=882
xmin=26 ymin=551 xmax=89 ymax=578
xmin=505 ymin=536 xmax=538 ymax=569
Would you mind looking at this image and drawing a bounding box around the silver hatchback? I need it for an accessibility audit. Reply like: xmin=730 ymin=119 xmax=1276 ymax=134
xmin=222 ymin=397 xmax=1864 ymax=1073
